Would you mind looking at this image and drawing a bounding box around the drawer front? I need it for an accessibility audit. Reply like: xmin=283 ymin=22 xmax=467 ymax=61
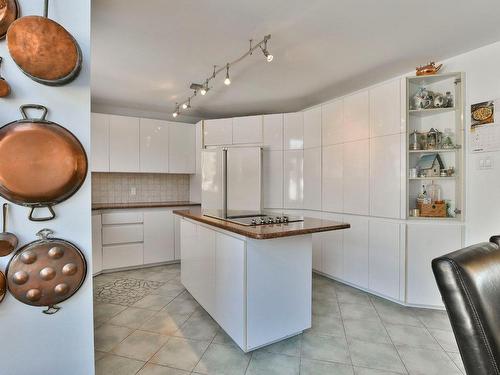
xmin=102 ymin=243 xmax=143 ymax=269
xmin=102 ymin=210 xmax=144 ymax=225
xmin=102 ymin=224 xmax=143 ymax=245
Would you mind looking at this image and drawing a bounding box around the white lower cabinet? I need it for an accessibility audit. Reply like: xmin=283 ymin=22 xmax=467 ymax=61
xmin=312 ymin=233 xmax=323 ymax=272
xmin=174 ymin=215 xmax=182 ymax=260
xmin=343 ymin=215 xmax=369 ymax=288
xmin=368 ymin=219 xmax=401 ymax=300
xmin=407 ymin=223 xmax=463 ymax=307
xmin=103 ymin=243 xmax=144 ymax=269
xmin=143 ymin=209 xmax=175 ymax=264
xmin=194 ymin=226 xmax=216 ymax=313
xmin=322 ymin=213 xmax=344 ymax=279
xmin=92 ymin=214 xmax=103 ymax=275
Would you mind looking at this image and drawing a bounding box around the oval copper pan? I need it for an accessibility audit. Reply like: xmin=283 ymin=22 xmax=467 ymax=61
xmin=0 ymin=271 xmax=6 ymax=303
xmin=0 ymin=0 xmax=19 ymax=39
xmin=6 ymin=15 xmax=81 ymax=84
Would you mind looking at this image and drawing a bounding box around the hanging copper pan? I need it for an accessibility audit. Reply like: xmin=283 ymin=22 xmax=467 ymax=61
xmin=6 ymin=0 xmax=82 ymax=86
xmin=0 ymin=104 xmax=88 ymax=221
xmin=0 ymin=270 xmax=6 ymax=303
xmin=0 ymin=0 xmax=19 ymax=40
xmin=0 ymin=57 xmax=11 ymax=98
xmin=6 ymin=229 xmax=87 ymax=314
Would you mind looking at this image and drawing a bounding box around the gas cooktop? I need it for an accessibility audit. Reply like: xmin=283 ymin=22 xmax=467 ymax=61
xmin=203 ymin=211 xmax=304 ymax=227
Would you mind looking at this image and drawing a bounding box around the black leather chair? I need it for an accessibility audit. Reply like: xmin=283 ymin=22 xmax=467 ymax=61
xmin=432 ymin=236 xmax=500 ymax=375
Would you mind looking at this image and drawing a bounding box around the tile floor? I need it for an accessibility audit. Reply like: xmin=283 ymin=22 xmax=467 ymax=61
xmin=93 ymin=264 xmax=465 ymax=375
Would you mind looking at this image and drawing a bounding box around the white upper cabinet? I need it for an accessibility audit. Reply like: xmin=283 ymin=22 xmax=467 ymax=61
xmin=91 ymin=113 xmax=110 ymax=172
xmin=283 ymin=150 xmax=304 ymax=209
xmin=343 ymin=90 xmax=369 ymax=142
xmin=284 ymin=112 xmax=304 ymax=150
xmin=140 ymin=118 xmax=169 ymax=173
xmin=303 ymin=147 xmax=322 ymax=210
xmin=343 ymin=140 xmax=369 ymax=215
xmin=204 ymin=118 xmax=233 ymax=146
xmin=232 ymin=115 xmax=263 ymax=145
xmin=263 ymin=114 xmax=283 ymax=150
xmin=322 ymin=99 xmax=343 ymax=146
xmin=263 ymin=150 xmax=283 ymax=209
xmin=370 ymin=134 xmax=402 ymax=219
xmin=322 ymin=144 xmax=343 ymax=213
xmin=343 ymin=215 xmax=369 ymax=288
xmin=169 ymin=122 xmax=196 ymax=173
xmin=370 ymin=79 xmax=402 ymax=137
xmin=303 ymin=107 xmax=322 ymax=149
xmin=109 ymin=115 xmax=140 ymax=172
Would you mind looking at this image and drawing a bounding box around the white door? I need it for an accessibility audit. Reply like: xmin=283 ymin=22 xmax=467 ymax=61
xmin=201 ymin=149 xmax=223 ymax=210
xmin=263 ymin=150 xmax=283 ymax=209
xmin=322 ymin=213 xmax=344 ymax=279
xmin=174 ymin=215 xmax=182 ymax=260
xmin=232 ymin=115 xmax=263 ymax=145
xmin=369 ymin=79 xmax=402 ymax=137
xmin=343 ymin=90 xmax=369 ymax=142
xmin=92 ymin=214 xmax=102 ymax=275
xmin=322 ymin=99 xmax=343 ymax=146
xmin=284 ymin=112 xmax=304 ymax=150
xmin=303 ymin=106 xmax=322 ymax=149
xmin=322 ymin=144 xmax=343 ymax=213
xmin=263 ymin=114 xmax=283 ymax=150
xmin=196 ymin=225 xmax=216 ymax=313
xmin=140 ymin=118 xmax=169 ymax=173
xmin=283 ymin=150 xmax=304 ymax=209
xmin=109 ymin=115 xmax=140 ymax=172
xmin=227 ymin=147 xmax=262 ymax=211
xmin=180 ymin=219 xmax=197 ymax=292
xmin=91 ymin=113 xmax=110 ymax=172
xmin=143 ymin=209 xmax=175 ymax=264
xmin=303 ymin=147 xmax=322 ymax=210
xmin=343 ymin=140 xmax=369 ymax=215
xmin=204 ymin=118 xmax=233 ymax=146
xmin=343 ymin=215 xmax=369 ymax=288
xmin=169 ymin=122 xmax=196 ymax=173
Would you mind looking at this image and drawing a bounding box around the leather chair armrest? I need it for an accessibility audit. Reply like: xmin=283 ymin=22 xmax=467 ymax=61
xmin=490 ymin=235 xmax=500 ymax=246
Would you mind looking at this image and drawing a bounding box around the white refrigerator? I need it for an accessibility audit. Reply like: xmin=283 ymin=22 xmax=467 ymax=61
xmin=201 ymin=147 xmax=262 ymax=212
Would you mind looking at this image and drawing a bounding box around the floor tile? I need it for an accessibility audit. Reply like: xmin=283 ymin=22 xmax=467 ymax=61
xmin=94 ymin=324 xmax=133 ymax=352
xmin=307 ymin=313 xmax=345 ymax=337
xmin=414 ymin=309 xmax=453 ymax=331
xmin=348 ymin=339 xmax=406 ymax=374
xmin=94 ymin=350 xmax=107 ymax=361
xmin=140 ymin=310 xmax=191 ymax=336
xmin=301 ymin=358 xmax=354 ymax=375
xmin=258 ymin=334 xmax=301 ymax=356
xmin=162 ymin=295 xmax=200 ymax=315
xmin=174 ymin=310 xmax=219 ymax=341
xmin=108 ymin=307 xmax=157 ymax=329
xmin=213 ymin=329 xmax=239 ymax=348
xmin=344 ymin=319 xmax=391 ymax=344
xmin=133 ymin=294 xmax=177 ymax=311
xmin=340 ymin=303 xmax=380 ymax=321
xmin=112 ymin=330 xmax=169 ymax=361
xmin=447 ymin=352 xmax=465 ymax=374
xmin=152 ymin=281 xmax=186 ymax=296
xmin=312 ymin=298 xmax=341 ymax=317
xmin=246 ymin=351 xmax=299 ymax=375
xmin=95 ymin=278 xmax=165 ymax=305
xmin=301 ymin=333 xmax=350 ymax=364
xmin=428 ymin=328 xmax=459 ymax=352
xmin=374 ymin=304 xmax=423 ymax=327
xmin=312 ymin=285 xmax=337 ymax=301
xmin=336 ymin=288 xmax=371 ymax=306
xmin=94 ymin=302 xmax=127 ymax=323
xmin=150 ymin=337 xmax=210 ymax=371
xmin=396 ymin=345 xmax=461 ymax=375
xmin=193 ymin=343 xmax=250 ymax=375
xmin=137 ymin=363 xmax=190 ymax=375
xmin=385 ymin=324 xmax=439 ymax=349
xmin=354 ymin=367 xmax=405 ymax=375
xmin=95 ymin=354 xmax=145 ymax=375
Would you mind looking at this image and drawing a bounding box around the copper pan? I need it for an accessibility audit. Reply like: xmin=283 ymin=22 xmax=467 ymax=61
xmin=0 ymin=104 xmax=88 ymax=221
xmin=0 ymin=0 xmax=19 ymax=39
xmin=0 ymin=270 xmax=6 ymax=303
xmin=0 ymin=203 xmax=18 ymax=256
xmin=0 ymin=57 xmax=11 ymax=98
xmin=6 ymin=0 xmax=82 ymax=86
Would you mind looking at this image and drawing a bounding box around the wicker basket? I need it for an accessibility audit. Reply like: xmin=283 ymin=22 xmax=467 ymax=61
xmin=417 ymin=202 xmax=447 ymax=217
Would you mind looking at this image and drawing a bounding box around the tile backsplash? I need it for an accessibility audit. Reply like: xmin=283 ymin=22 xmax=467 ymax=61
xmin=92 ymin=173 xmax=190 ymax=203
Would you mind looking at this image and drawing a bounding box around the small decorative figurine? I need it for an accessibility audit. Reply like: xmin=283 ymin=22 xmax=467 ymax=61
xmin=416 ymin=61 xmax=443 ymax=76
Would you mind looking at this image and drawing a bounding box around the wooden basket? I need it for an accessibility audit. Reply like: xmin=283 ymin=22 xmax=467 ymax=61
xmin=417 ymin=202 xmax=447 ymax=217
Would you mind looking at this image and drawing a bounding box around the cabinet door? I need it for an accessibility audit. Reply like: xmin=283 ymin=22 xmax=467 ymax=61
xmin=322 ymin=213 xmax=344 ymax=279
xmin=303 ymin=147 xmax=322 ymax=210
xmin=196 ymin=225 xmax=216 ymax=313
xmin=322 ymin=144 xmax=343 ymax=213
xmin=283 ymin=150 xmax=303 ymax=209
xmin=284 ymin=112 xmax=303 ymax=150
xmin=322 ymin=99 xmax=343 ymax=146
xmin=407 ymin=224 xmax=462 ymax=307
xmin=312 ymin=233 xmax=322 ymax=272
xmin=370 ymin=134 xmax=401 ymax=218
xmin=263 ymin=150 xmax=283 ymax=209
xmin=263 ymin=114 xmax=283 ymax=150
xmin=92 ymin=214 xmax=102 ymax=275
xmin=140 ymin=118 xmax=169 ymax=173
xmin=174 ymin=215 xmax=182 ymax=260
xmin=369 ymin=220 xmax=400 ymax=299
xmin=144 ymin=209 xmax=174 ymax=264
xmin=343 ymin=140 xmax=369 ymax=215
xmin=370 ymin=79 xmax=402 ymax=137
xmin=232 ymin=115 xmax=263 ymax=144
xmin=169 ymin=122 xmax=196 ymax=173
xmin=215 ymin=232 xmax=245 ymax=348
xmin=109 ymin=115 xmax=140 ymax=172
xmin=204 ymin=118 xmax=233 ymax=146
xmin=303 ymin=106 xmax=322 ymax=149
xmin=102 ymin=243 xmax=143 ymax=270
xmin=91 ymin=113 xmax=110 ymax=172
xmin=180 ymin=219 xmax=198 ymax=292
xmin=343 ymin=215 xmax=369 ymax=288
xmin=343 ymin=90 xmax=369 ymax=142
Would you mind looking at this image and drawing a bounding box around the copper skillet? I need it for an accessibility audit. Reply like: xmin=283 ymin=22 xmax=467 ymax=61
xmin=0 ymin=203 xmax=18 ymax=256
xmin=0 ymin=104 xmax=88 ymax=221
xmin=0 ymin=0 xmax=19 ymax=40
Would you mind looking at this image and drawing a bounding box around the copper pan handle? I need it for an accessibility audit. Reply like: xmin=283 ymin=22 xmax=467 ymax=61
xmin=20 ymin=104 xmax=48 ymax=121
xmin=43 ymin=0 xmax=49 ymax=18
xmin=28 ymin=206 xmax=56 ymax=222
xmin=43 ymin=305 xmax=61 ymax=315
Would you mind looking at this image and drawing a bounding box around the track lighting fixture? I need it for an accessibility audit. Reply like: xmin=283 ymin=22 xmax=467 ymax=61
xmin=260 ymin=38 xmax=273 ymax=62
xmin=224 ymin=64 xmax=231 ymax=86
xmin=172 ymin=103 xmax=179 ymax=118
xmin=182 ymin=98 xmax=191 ymax=110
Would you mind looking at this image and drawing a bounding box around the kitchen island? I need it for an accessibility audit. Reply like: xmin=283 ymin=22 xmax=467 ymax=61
xmin=173 ymin=208 xmax=350 ymax=352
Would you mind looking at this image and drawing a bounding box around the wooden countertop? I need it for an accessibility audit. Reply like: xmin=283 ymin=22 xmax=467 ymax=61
xmin=92 ymin=201 xmax=201 ymax=210
xmin=173 ymin=208 xmax=350 ymax=240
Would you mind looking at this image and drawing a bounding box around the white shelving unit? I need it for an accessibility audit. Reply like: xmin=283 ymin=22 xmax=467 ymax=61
xmin=406 ymin=72 xmax=465 ymax=220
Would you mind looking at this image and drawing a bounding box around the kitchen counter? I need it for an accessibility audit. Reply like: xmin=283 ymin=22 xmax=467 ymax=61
xmin=92 ymin=201 xmax=201 ymax=210
xmin=173 ymin=207 xmax=350 ymax=239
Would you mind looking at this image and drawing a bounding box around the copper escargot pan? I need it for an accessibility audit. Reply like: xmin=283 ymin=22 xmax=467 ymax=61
xmin=6 ymin=229 xmax=87 ymax=314
xmin=0 ymin=0 xmax=19 ymax=39
xmin=6 ymin=0 xmax=82 ymax=86
xmin=0 ymin=104 xmax=88 ymax=221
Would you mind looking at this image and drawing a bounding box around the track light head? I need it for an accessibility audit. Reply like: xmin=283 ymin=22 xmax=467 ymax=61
xmin=224 ymin=64 xmax=231 ymax=86
xmin=261 ymin=39 xmax=273 ymax=62
xmin=201 ymin=80 xmax=209 ymax=95
xmin=182 ymin=103 xmax=188 ymax=110
xmin=173 ymin=104 xmax=179 ymax=118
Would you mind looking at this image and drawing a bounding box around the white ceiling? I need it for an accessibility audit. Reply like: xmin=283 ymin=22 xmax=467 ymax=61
xmin=91 ymin=0 xmax=500 ymax=123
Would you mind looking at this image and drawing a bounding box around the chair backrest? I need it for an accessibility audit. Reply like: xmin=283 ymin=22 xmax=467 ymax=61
xmin=432 ymin=241 xmax=500 ymax=375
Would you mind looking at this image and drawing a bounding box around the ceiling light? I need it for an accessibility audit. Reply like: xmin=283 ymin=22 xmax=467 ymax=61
xmin=261 ymin=38 xmax=273 ymax=62
xmin=172 ymin=104 xmax=179 ymax=118
xmin=224 ymin=64 xmax=231 ymax=86
xmin=182 ymin=103 xmax=188 ymax=110
xmin=201 ymin=80 xmax=209 ymax=95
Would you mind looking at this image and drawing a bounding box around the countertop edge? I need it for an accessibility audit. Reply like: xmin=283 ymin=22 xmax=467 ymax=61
xmin=92 ymin=202 xmax=201 ymax=211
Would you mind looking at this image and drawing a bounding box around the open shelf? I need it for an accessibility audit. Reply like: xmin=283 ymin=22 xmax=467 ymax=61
xmin=408 ymin=177 xmax=456 ymax=181
xmin=407 ymin=72 xmax=462 ymax=85
xmin=408 ymin=107 xmax=456 ymax=117
xmin=409 ymin=148 xmax=460 ymax=153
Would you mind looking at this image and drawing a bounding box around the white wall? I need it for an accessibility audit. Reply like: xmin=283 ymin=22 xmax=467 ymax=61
xmin=0 ymin=2 xmax=93 ymax=375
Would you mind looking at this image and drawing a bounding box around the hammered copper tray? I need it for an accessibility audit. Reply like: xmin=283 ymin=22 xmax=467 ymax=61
xmin=6 ymin=229 xmax=86 ymax=314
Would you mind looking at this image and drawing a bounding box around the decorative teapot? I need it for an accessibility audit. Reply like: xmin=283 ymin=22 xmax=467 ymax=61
xmin=416 ymin=61 xmax=443 ymax=76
